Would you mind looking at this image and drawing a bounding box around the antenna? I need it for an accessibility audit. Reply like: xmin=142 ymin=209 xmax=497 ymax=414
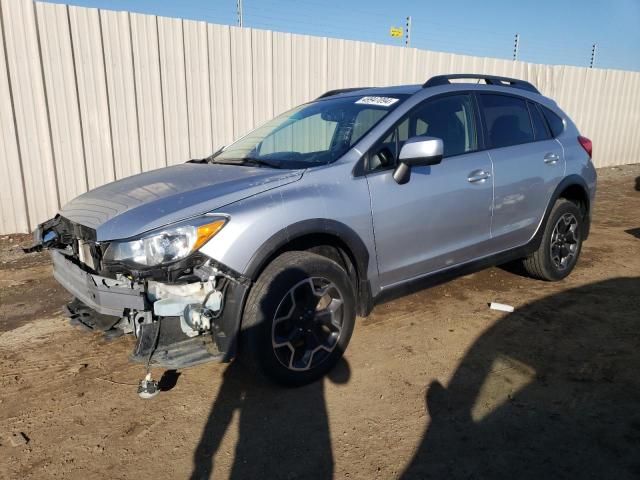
xmin=590 ymin=43 xmax=597 ymax=69
xmin=405 ymin=16 xmax=412 ymax=47
xmin=513 ymin=33 xmax=519 ymax=61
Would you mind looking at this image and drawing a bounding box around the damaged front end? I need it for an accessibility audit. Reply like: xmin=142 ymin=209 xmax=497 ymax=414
xmin=27 ymin=215 xmax=249 ymax=368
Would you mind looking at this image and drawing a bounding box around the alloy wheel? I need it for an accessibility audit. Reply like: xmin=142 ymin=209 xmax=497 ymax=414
xmin=271 ymin=277 xmax=344 ymax=371
xmin=550 ymin=212 xmax=580 ymax=270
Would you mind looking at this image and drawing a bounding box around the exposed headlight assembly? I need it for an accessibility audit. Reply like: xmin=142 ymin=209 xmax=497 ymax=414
xmin=103 ymin=216 xmax=227 ymax=267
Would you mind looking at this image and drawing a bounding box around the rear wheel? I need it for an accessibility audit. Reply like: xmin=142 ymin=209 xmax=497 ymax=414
xmin=522 ymin=199 xmax=583 ymax=281
xmin=240 ymin=251 xmax=356 ymax=386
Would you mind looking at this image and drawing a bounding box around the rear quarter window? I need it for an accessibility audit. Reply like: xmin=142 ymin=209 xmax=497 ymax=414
xmin=480 ymin=94 xmax=534 ymax=149
xmin=541 ymin=106 xmax=565 ymax=137
xmin=528 ymin=102 xmax=551 ymax=141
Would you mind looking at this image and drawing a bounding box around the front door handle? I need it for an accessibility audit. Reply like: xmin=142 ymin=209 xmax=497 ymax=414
xmin=468 ymin=170 xmax=491 ymax=183
xmin=544 ymin=153 xmax=560 ymax=164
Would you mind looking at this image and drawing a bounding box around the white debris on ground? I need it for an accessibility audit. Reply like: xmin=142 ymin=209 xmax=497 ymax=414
xmin=489 ymin=302 xmax=515 ymax=313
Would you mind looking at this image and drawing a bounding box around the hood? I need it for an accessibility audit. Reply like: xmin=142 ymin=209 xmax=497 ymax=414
xmin=60 ymin=163 xmax=303 ymax=241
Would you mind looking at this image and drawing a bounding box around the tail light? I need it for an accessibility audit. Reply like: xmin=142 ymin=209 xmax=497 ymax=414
xmin=578 ymin=136 xmax=592 ymax=158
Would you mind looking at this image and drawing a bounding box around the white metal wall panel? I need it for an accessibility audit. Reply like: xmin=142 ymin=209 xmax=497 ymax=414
xmin=251 ymin=28 xmax=274 ymax=127
xmin=130 ymin=12 xmax=166 ymax=172
xmin=308 ymin=36 xmax=328 ymax=101
xmin=578 ymin=68 xmax=606 ymax=163
xmin=345 ymin=40 xmax=376 ymax=87
xmin=328 ymin=38 xmax=378 ymax=89
xmin=394 ymin=46 xmax=411 ymax=84
xmin=403 ymin=48 xmax=419 ymax=83
xmin=289 ymin=33 xmax=330 ymax=105
xmin=1 ymin=0 xmax=59 ymax=229
xmin=627 ymin=74 xmax=640 ymax=167
xmin=184 ymin=19 xmax=212 ymax=158
xmin=613 ymin=72 xmax=630 ymax=166
xmin=372 ymin=44 xmax=405 ymax=86
xmin=616 ymin=71 xmax=636 ymax=167
xmin=414 ymin=49 xmax=431 ymax=84
xmin=272 ymin=31 xmax=292 ymax=116
xmin=607 ymin=70 xmax=629 ymax=166
xmin=290 ymin=34 xmax=311 ymax=107
xmin=0 ymin=7 xmax=28 ymax=233
xmin=229 ymin=26 xmax=254 ymax=138
xmin=327 ymin=38 xmax=346 ymax=89
xmin=158 ymin=16 xmax=190 ymax=165
xmin=35 ymin=2 xmax=87 ymax=206
xmin=100 ymin=9 xmax=142 ymax=179
xmin=2 ymin=0 xmax=640 ymax=234
xmin=208 ymin=23 xmax=234 ymax=150
xmin=68 ymin=5 xmax=115 ymax=190
xmin=601 ymin=71 xmax=623 ymax=167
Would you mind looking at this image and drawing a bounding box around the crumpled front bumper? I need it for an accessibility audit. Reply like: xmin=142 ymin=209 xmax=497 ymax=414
xmin=51 ymin=250 xmax=147 ymax=316
xmin=50 ymin=247 xmax=250 ymax=367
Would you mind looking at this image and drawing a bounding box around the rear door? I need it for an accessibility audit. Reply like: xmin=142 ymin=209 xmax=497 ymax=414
xmin=365 ymin=93 xmax=494 ymax=288
xmin=479 ymin=93 xmax=565 ymax=248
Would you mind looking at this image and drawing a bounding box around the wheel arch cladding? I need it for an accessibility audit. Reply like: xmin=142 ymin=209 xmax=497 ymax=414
xmin=527 ymin=175 xmax=591 ymax=253
xmin=244 ymin=219 xmax=373 ymax=317
xmin=558 ymin=183 xmax=589 ymax=214
xmin=555 ymin=176 xmax=591 ymax=239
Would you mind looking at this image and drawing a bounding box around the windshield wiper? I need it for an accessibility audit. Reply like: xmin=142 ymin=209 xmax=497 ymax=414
xmin=210 ymin=157 xmax=281 ymax=168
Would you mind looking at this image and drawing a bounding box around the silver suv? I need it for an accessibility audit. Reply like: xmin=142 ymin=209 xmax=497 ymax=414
xmin=28 ymin=74 xmax=596 ymax=385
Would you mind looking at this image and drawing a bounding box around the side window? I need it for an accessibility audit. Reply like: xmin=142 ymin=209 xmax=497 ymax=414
xmin=541 ymin=106 xmax=564 ymax=137
xmin=403 ymin=94 xmax=477 ymax=157
xmin=481 ymin=94 xmax=534 ymax=149
xmin=528 ymin=102 xmax=551 ymax=141
xmin=367 ymin=94 xmax=477 ymax=171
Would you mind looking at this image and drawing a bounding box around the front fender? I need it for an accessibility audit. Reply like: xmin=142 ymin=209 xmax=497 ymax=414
xmin=199 ymin=162 xmax=378 ymax=287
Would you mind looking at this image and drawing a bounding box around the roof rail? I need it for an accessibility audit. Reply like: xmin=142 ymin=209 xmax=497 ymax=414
xmin=316 ymin=87 xmax=368 ymax=99
xmin=423 ymin=74 xmax=540 ymax=94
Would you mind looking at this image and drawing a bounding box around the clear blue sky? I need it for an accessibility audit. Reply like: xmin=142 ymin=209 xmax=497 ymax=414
xmin=45 ymin=0 xmax=640 ymax=71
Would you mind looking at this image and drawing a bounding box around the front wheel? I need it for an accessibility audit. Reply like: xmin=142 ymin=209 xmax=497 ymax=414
xmin=240 ymin=251 xmax=356 ymax=386
xmin=522 ymin=199 xmax=584 ymax=281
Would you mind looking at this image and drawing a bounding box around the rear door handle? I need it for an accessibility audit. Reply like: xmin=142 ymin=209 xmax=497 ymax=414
xmin=544 ymin=153 xmax=560 ymax=164
xmin=468 ymin=169 xmax=491 ymax=183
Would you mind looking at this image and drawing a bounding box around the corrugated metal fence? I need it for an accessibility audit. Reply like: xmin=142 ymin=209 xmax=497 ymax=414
xmin=1 ymin=0 xmax=639 ymax=234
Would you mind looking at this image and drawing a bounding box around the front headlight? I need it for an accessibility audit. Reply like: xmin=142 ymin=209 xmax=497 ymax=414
xmin=103 ymin=217 xmax=227 ymax=267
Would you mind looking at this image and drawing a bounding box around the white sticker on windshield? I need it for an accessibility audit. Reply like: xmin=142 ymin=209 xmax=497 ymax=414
xmin=355 ymin=96 xmax=399 ymax=107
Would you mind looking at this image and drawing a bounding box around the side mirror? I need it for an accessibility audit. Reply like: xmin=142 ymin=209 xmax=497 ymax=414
xmin=393 ymin=136 xmax=443 ymax=184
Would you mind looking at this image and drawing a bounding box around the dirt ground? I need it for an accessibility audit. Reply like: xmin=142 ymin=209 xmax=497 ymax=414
xmin=0 ymin=164 xmax=639 ymax=480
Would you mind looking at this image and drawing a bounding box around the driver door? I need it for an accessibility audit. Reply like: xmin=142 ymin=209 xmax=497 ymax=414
xmin=365 ymin=93 xmax=494 ymax=288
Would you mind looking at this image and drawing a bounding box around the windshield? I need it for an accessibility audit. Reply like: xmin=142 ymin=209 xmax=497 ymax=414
xmin=211 ymin=94 xmax=407 ymax=168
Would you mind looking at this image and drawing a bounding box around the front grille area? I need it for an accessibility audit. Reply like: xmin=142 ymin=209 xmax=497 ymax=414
xmin=47 ymin=216 xmax=102 ymax=272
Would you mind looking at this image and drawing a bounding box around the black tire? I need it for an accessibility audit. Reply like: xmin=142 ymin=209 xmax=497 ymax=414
xmin=240 ymin=251 xmax=356 ymax=386
xmin=522 ymin=199 xmax=583 ymax=281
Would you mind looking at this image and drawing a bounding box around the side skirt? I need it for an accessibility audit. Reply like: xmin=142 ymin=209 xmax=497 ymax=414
xmin=373 ymin=241 xmax=537 ymax=307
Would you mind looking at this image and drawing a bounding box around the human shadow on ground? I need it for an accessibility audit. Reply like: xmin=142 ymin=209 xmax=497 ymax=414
xmin=400 ymin=277 xmax=640 ymax=479
xmin=190 ymin=358 xmax=350 ymax=480
xmin=190 ymin=265 xmax=351 ymax=480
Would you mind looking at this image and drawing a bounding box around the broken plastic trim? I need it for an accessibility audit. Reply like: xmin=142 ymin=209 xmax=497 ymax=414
xmin=101 ymin=252 xmax=215 ymax=283
xmin=130 ymin=275 xmax=249 ymax=367
xmin=24 ymin=215 xmax=233 ymax=285
xmin=33 ymin=216 xmax=253 ymax=366
xmin=51 ymin=250 xmax=148 ymax=316
xmin=23 ymin=215 xmax=97 ymax=253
